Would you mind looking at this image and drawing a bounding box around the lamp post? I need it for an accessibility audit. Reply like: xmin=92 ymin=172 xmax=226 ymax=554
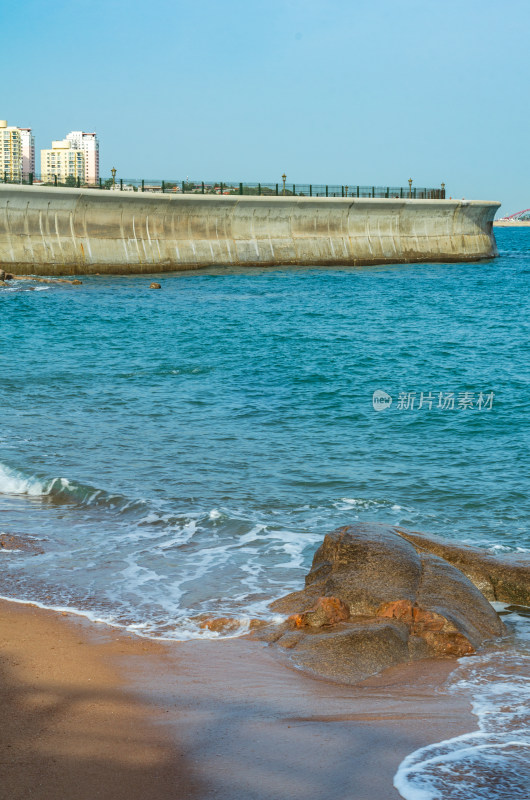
xmin=441 ymin=182 xmax=445 ymax=199
xmin=111 ymin=167 xmax=117 ymax=188
xmin=408 ymin=177 xmax=413 ymax=199
xmin=345 ymin=185 xmax=349 ymax=197
xmin=282 ymin=173 xmax=286 ymax=196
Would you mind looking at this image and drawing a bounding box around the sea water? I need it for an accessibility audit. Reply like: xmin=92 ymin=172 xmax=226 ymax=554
xmin=1 ymin=228 xmax=529 ymax=798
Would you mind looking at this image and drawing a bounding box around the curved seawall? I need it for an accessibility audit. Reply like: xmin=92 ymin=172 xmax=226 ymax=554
xmin=0 ymin=185 xmax=499 ymax=275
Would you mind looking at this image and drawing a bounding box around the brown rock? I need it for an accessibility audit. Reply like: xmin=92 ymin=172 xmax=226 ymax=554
xmin=272 ymin=523 xmax=422 ymax=616
xmin=71 ymin=279 xmax=83 ymax=285
xmin=264 ymin=523 xmax=508 ymax=684
xmin=198 ymin=616 xmax=241 ymax=634
xmin=377 ymin=599 xmax=475 ymax=657
xmin=248 ymin=618 xmax=269 ymax=630
xmin=397 ymin=527 xmax=530 ymax=605
xmin=285 ymin=621 xmax=411 ymax=684
xmin=288 ymin=596 xmax=350 ymax=629
xmin=0 ymin=533 xmax=43 ymax=554
xmin=149 ymin=282 xmax=161 ymax=289
xmin=378 ymin=598 xmax=415 ymax=624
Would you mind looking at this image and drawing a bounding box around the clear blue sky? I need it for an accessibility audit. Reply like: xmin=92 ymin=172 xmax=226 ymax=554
xmin=2 ymin=0 xmax=528 ymax=213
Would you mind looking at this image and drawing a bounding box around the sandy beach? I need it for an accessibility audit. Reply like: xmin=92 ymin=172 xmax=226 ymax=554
xmin=0 ymin=598 xmax=478 ymax=800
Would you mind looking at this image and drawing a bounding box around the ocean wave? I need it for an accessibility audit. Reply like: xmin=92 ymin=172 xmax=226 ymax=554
xmin=335 ymin=497 xmax=413 ymax=513
xmin=394 ymin=609 xmax=530 ymax=800
xmin=0 ymin=463 xmax=47 ymax=495
xmin=0 ymin=281 xmax=50 ymax=293
xmin=0 ymin=462 xmax=146 ymax=514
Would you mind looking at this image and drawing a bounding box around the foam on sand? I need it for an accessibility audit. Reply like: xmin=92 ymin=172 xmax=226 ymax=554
xmin=394 ymin=607 xmax=530 ymax=800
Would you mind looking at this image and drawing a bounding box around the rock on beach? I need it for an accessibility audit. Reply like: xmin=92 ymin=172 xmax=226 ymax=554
xmin=258 ymin=523 xmax=522 ymax=684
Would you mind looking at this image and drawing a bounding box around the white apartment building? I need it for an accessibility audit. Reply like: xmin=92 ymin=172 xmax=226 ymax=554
xmin=19 ymin=128 xmax=35 ymax=176
xmin=0 ymin=119 xmax=35 ymax=181
xmin=40 ymin=140 xmax=85 ymax=183
xmin=66 ymin=130 xmax=99 ymax=183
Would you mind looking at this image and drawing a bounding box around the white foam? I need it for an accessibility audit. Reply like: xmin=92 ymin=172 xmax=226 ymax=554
xmin=0 ymin=463 xmax=46 ymax=495
xmin=157 ymin=520 xmax=197 ymax=549
xmin=336 ymin=497 xmax=412 ymax=513
xmin=395 ymin=612 xmax=530 ymax=800
xmin=394 ymin=735 xmax=530 ymax=800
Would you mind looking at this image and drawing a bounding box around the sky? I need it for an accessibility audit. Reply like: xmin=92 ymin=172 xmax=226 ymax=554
xmin=2 ymin=0 xmax=529 ymax=214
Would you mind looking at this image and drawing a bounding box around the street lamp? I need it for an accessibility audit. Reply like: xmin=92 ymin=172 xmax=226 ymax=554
xmin=282 ymin=173 xmax=286 ymax=196
xmin=441 ymin=182 xmax=446 ymax=198
xmin=111 ymin=167 xmax=117 ymax=187
xmin=408 ymin=177 xmax=413 ymax=198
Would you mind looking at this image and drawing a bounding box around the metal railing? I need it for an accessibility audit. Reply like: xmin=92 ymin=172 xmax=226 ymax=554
xmin=2 ymin=172 xmax=446 ymax=200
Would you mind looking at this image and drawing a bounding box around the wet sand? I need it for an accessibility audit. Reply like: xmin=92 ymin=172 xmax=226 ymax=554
xmin=0 ymin=598 xmax=477 ymax=800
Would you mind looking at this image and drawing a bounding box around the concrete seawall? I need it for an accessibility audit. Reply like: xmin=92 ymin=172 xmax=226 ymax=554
xmin=0 ymin=185 xmax=500 ymax=275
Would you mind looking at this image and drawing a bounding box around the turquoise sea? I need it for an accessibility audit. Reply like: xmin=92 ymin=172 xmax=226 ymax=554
xmin=1 ymin=227 xmax=529 ymax=799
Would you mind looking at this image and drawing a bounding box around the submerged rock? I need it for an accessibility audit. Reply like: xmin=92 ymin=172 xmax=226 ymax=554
xmin=261 ymin=524 xmax=510 ymax=684
xmin=0 ymin=532 xmax=43 ymax=554
xmin=195 ymin=615 xmax=268 ymax=634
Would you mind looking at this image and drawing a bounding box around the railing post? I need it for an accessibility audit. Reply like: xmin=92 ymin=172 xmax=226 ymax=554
xmin=275 ymin=183 xmax=278 ymax=196
xmin=120 ymin=178 xmax=123 ymax=191
xmin=239 ymin=182 xmax=243 ymax=195
xmin=162 ymin=180 xmax=165 ymax=193
xmin=258 ymin=183 xmax=261 ymax=196
xmin=400 ymin=187 xmax=403 ymax=198
xmin=220 ymin=182 xmax=224 ymax=194
xmin=54 ymin=175 xmax=57 ymax=186
xmin=326 ymin=185 xmax=328 ymax=197
xmin=341 ymin=186 xmax=344 ymax=197
xmin=29 ymin=172 xmax=33 ymax=185
xmin=372 ymin=186 xmax=375 ymax=198
xmin=141 ymin=179 xmax=144 ymax=192
xmin=386 ymin=187 xmax=389 ymax=198
xmin=77 ymin=176 xmax=80 ymax=188
xmin=202 ymin=181 xmax=205 ymax=194
xmin=309 ymin=184 xmax=312 ymax=197
xmin=292 ymin=184 xmax=295 ymax=195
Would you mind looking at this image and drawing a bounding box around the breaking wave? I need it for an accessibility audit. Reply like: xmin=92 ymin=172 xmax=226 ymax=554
xmin=0 ymin=462 xmax=146 ymax=514
xmin=394 ymin=606 xmax=530 ymax=800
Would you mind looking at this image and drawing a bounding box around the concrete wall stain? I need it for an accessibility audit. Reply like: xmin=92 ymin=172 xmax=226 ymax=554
xmin=0 ymin=185 xmax=500 ymax=276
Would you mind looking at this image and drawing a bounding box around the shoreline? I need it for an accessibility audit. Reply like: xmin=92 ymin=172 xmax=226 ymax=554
xmin=0 ymin=596 xmax=478 ymax=800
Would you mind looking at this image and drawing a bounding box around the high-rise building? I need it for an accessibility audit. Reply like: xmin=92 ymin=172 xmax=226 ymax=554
xmin=19 ymin=128 xmax=35 ymax=177
xmin=66 ymin=130 xmax=99 ymax=183
xmin=40 ymin=140 xmax=85 ymax=183
xmin=0 ymin=120 xmax=23 ymax=181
